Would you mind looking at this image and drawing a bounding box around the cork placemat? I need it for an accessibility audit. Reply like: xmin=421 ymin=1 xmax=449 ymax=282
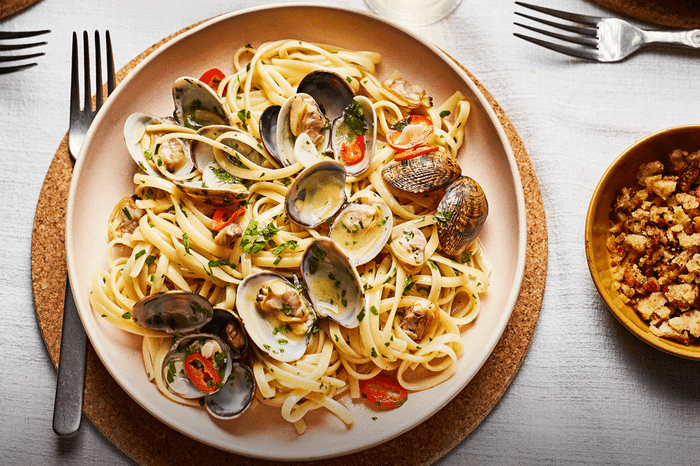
xmin=0 ymin=0 xmax=42 ymax=20
xmin=590 ymin=0 xmax=700 ymax=28
xmin=31 ymin=23 xmax=547 ymax=466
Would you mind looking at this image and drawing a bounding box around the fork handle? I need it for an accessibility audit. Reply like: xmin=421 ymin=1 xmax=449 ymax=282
xmin=52 ymin=276 xmax=87 ymax=438
xmin=643 ymin=29 xmax=700 ymax=49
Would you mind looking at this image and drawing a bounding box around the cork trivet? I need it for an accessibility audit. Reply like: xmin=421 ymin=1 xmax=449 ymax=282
xmin=31 ymin=23 xmax=547 ymax=466
xmin=590 ymin=0 xmax=700 ymax=29
xmin=0 ymin=0 xmax=42 ymax=19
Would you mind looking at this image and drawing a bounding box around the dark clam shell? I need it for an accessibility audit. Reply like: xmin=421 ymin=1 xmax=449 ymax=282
xmin=297 ymin=70 xmax=355 ymax=120
xmin=381 ymin=151 xmax=461 ymax=194
xmin=131 ymin=290 xmax=214 ymax=333
xmin=259 ymin=105 xmax=281 ymax=165
xmin=436 ymin=176 xmax=488 ymax=256
xmin=200 ymin=308 xmax=249 ymax=359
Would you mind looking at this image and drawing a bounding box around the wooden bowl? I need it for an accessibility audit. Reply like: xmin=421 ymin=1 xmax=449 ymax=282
xmin=585 ymin=124 xmax=700 ymax=360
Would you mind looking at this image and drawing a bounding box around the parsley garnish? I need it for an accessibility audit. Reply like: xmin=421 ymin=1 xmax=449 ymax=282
xmin=343 ymin=99 xmax=367 ymax=135
xmin=240 ymin=220 xmax=280 ymax=254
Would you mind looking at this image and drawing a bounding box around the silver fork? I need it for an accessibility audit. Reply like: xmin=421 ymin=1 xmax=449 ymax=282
xmin=0 ymin=30 xmax=50 ymax=74
xmin=514 ymin=2 xmax=700 ymax=62
xmin=53 ymin=30 xmax=115 ymax=438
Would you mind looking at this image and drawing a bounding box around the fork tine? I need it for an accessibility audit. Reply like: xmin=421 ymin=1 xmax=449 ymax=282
xmin=82 ymin=31 xmax=92 ymax=112
xmin=69 ymin=32 xmax=80 ymax=121
xmin=515 ymin=1 xmax=600 ymax=26
xmin=0 ymin=62 xmax=37 ymax=75
xmin=106 ymin=31 xmax=115 ymax=95
xmin=0 ymin=41 xmax=47 ymax=51
xmin=514 ymin=12 xmax=597 ymax=37
xmin=514 ymin=22 xmax=598 ymax=47
xmin=94 ymin=31 xmax=103 ymax=110
xmin=0 ymin=51 xmax=44 ymax=63
xmin=514 ymin=33 xmax=601 ymax=61
xmin=0 ymin=30 xmax=50 ymax=39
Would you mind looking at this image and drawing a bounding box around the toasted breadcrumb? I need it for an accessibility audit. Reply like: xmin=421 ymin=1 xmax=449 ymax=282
xmin=609 ymin=149 xmax=700 ymax=345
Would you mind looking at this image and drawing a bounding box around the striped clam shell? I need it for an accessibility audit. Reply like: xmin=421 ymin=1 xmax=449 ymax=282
xmin=381 ymin=151 xmax=461 ymax=193
xmin=436 ymin=176 xmax=488 ymax=256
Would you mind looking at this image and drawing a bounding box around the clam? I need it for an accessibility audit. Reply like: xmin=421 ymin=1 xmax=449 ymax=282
xmin=161 ymin=333 xmax=232 ymax=399
xmin=236 ymin=272 xmax=315 ymax=362
xmin=259 ymin=105 xmax=282 ymax=165
xmin=131 ymin=291 xmax=214 ymax=334
xmin=329 ymin=202 xmax=393 ymax=266
xmin=200 ymin=308 xmax=249 ymax=359
xmin=205 ymin=361 xmax=255 ymax=420
xmin=175 ymin=125 xmax=253 ymax=206
xmin=173 ymin=76 xmax=231 ymax=130
xmin=285 ymin=161 xmax=347 ymax=228
xmin=382 ymin=150 xmax=461 ymax=194
xmin=399 ymin=298 xmax=438 ymax=341
xmin=297 ymin=70 xmax=355 ymax=120
xmin=390 ymin=227 xmax=428 ymax=269
xmin=380 ymin=72 xmax=433 ymax=109
xmin=330 ymin=96 xmax=377 ymax=177
xmin=301 ymin=238 xmax=364 ymax=329
xmin=124 ymin=112 xmax=194 ymax=179
xmin=436 ymin=176 xmax=488 ymax=256
xmin=276 ymin=93 xmax=330 ymax=167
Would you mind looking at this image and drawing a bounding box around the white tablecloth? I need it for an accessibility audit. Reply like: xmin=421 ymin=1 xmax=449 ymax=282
xmin=2 ymin=0 xmax=700 ymax=464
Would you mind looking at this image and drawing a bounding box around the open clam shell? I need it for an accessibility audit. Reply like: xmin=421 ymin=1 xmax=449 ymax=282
xmin=382 ymin=150 xmax=461 ymax=194
xmin=200 ymin=308 xmax=249 ymax=360
xmin=205 ymin=361 xmax=255 ymax=420
xmin=331 ymin=96 xmax=377 ymax=177
xmin=276 ymin=92 xmax=330 ymax=167
xmin=285 ymin=160 xmax=347 ymax=228
xmin=301 ymin=237 xmax=364 ymax=329
xmin=124 ymin=112 xmax=194 ymax=179
xmin=329 ymin=201 xmax=393 ymax=266
xmin=297 ymin=70 xmax=356 ymax=121
xmin=175 ymin=126 xmax=254 ymax=206
xmin=131 ymin=290 xmax=214 ymax=334
xmin=162 ymin=333 xmax=232 ymax=399
xmin=259 ymin=105 xmax=282 ymax=165
xmin=436 ymin=176 xmax=488 ymax=256
xmin=173 ymin=76 xmax=231 ymax=130
xmin=236 ymin=272 xmax=313 ymax=362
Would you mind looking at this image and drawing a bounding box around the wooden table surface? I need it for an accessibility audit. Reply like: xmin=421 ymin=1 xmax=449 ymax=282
xmin=2 ymin=0 xmax=700 ymax=464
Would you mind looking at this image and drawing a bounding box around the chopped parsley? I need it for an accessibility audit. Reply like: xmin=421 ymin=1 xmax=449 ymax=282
xmin=240 ymin=220 xmax=280 ymax=254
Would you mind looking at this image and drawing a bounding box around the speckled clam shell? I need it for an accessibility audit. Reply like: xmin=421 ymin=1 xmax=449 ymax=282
xmin=436 ymin=176 xmax=488 ymax=256
xmin=131 ymin=290 xmax=214 ymax=334
xmin=381 ymin=151 xmax=461 ymax=194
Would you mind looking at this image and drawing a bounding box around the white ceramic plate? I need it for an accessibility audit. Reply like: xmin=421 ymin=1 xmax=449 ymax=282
xmin=66 ymin=4 xmax=526 ymax=460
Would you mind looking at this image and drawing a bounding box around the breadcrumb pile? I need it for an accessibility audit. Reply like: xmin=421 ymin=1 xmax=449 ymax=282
xmin=608 ymin=149 xmax=700 ymax=345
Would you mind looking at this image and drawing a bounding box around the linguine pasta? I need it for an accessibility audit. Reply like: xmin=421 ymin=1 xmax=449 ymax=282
xmin=89 ymin=39 xmax=491 ymax=435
